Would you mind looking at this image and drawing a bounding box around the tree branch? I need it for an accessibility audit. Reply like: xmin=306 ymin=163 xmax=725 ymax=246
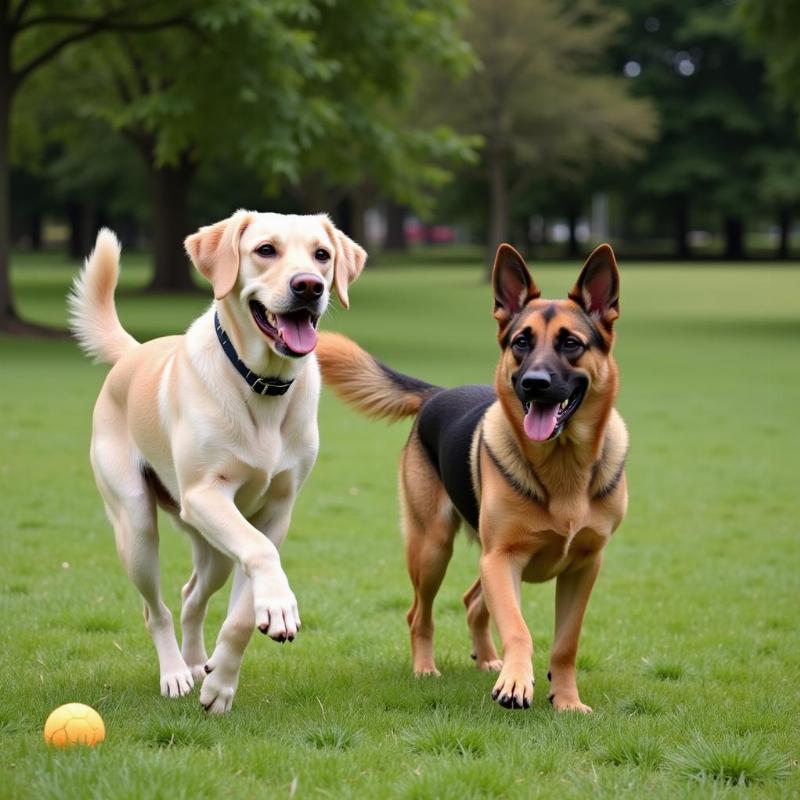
xmin=10 ymin=0 xmax=34 ymax=31
xmin=17 ymin=10 xmax=131 ymax=33
xmin=13 ymin=15 xmax=192 ymax=88
xmin=118 ymin=34 xmax=152 ymax=98
xmin=15 ymin=1 xmax=168 ymax=32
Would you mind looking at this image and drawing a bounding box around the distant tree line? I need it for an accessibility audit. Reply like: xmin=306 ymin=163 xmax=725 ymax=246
xmin=427 ymin=0 xmax=800 ymax=264
xmin=2 ymin=0 xmax=799 ymax=333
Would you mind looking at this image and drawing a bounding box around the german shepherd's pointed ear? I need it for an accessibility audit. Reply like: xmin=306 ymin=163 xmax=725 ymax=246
xmin=320 ymin=216 xmax=367 ymax=309
xmin=492 ymin=244 xmax=540 ymax=330
xmin=185 ymin=209 xmax=253 ymax=300
xmin=569 ymin=243 xmax=620 ymax=329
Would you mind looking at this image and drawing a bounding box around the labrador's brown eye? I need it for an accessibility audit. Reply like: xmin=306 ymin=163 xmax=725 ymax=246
xmin=256 ymin=243 xmax=276 ymax=258
xmin=315 ymin=248 xmax=330 ymax=262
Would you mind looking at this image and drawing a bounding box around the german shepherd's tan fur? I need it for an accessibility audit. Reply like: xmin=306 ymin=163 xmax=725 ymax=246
xmin=317 ymin=243 xmax=628 ymax=711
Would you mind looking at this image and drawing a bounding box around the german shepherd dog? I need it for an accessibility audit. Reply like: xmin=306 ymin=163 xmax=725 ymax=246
xmin=316 ymin=243 xmax=628 ymax=711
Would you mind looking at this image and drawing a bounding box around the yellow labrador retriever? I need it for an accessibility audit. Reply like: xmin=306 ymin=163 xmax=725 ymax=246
xmin=68 ymin=210 xmax=365 ymax=713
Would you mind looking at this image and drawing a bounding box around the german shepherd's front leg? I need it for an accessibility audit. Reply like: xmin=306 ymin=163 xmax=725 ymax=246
xmin=479 ymin=550 xmax=534 ymax=709
xmin=548 ymin=552 xmax=603 ymax=713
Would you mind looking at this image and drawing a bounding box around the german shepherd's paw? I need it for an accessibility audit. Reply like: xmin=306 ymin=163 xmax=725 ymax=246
xmin=473 ymin=655 xmax=503 ymax=672
xmin=491 ymin=667 xmax=534 ymax=709
xmin=413 ymin=664 xmax=442 ymax=677
xmin=548 ymin=692 xmax=592 ymax=713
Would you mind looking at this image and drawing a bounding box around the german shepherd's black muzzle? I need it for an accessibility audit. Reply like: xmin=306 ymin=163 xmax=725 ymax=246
xmin=513 ymin=365 xmax=588 ymax=442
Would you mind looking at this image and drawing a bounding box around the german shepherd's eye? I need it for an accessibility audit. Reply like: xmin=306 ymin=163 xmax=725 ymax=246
xmin=315 ymin=248 xmax=331 ymax=262
xmin=561 ymin=335 xmax=584 ymax=353
xmin=256 ymin=243 xmax=276 ymax=258
xmin=511 ymin=334 xmax=529 ymax=352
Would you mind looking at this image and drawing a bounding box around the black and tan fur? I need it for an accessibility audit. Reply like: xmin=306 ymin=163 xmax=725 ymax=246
xmin=316 ymin=243 xmax=628 ymax=711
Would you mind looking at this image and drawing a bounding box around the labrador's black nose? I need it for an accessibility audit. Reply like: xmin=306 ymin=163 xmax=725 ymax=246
xmin=290 ymin=273 xmax=324 ymax=302
xmin=520 ymin=370 xmax=552 ymax=394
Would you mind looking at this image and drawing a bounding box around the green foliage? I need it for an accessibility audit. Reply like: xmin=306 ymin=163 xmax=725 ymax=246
xmin=612 ymin=0 xmax=800 ymax=222
xmin=15 ymin=0 xmax=478 ymax=212
xmin=444 ymin=0 xmax=657 ymax=179
xmin=420 ymin=0 xmax=657 ymax=246
xmin=739 ymin=1 xmax=800 ymax=121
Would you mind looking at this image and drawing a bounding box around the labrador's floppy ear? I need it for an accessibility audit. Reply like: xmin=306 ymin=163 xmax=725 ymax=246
xmin=491 ymin=243 xmax=540 ymax=331
xmin=568 ymin=243 xmax=620 ymax=329
xmin=184 ymin=209 xmax=252 ymax=300
xmin=321 ymin=216 xmax=367 ymax=309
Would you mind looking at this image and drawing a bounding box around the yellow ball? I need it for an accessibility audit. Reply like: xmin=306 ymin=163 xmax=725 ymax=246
xmin=43 ymin=703 xmax=105 ymax=748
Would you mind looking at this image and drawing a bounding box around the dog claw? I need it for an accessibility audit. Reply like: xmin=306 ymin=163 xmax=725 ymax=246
xmin=204 ymin=663 xmax=213 ymax=674
xmin=496 ymin=692 xmax=528 ymax=709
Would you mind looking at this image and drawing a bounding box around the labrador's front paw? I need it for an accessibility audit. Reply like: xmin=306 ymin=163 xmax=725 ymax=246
xmin=253 ymin=575 xmax=301 ymax=642
xmin=160 ymin=666 xmax=194 ymax=698
xmin=199 ymin=657 xmax=239 ymax=715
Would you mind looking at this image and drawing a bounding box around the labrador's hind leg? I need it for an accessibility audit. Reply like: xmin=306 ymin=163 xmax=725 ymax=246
xmin=93 ymin=439 xmax=193 ymax=698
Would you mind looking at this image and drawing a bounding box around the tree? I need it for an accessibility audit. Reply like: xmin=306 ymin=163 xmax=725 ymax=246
xmin=610 ymin=0 xmax=800 ymax=259
xmin=738 ymin=1 xmax=800 ymax=258
xmin=0 ymin=0 xmax=194 ymax=332
xmin=739 ymin=2 xmax=800 ymax=120
xmin=422 ymin=0 xmax=657 ymax=268
xmin=49 ymin=0 xmax=476 ymax=290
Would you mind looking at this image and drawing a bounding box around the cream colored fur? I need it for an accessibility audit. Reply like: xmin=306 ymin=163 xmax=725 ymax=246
xmin=70 ymin=211 xmax=365 ymax=714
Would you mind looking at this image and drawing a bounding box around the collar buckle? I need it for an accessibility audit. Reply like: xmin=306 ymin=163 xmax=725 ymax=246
xmin=214 ymin=313 xmax=294 ymax=397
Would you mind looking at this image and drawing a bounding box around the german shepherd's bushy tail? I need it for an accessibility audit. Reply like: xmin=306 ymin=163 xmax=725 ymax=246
xmin=67 ymin=229 xmax=139 ymax=365
xmin=316 ymin=332 xmax=440 ymax=421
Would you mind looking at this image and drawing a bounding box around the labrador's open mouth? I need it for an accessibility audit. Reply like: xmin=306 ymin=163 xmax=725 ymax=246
xmin=249 ymin=300 xmax=319 ymax=357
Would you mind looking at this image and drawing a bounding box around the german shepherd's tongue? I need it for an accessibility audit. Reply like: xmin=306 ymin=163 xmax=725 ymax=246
xmin=523 ymin=402 xmax=559 ymax=441
xmin=275 ymin=311 xmax=318 ymax=355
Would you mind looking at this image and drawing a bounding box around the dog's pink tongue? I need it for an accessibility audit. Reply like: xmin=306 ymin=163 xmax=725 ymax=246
xmin=523 ymin=402 xmax=559 ymax=441
xmin=275 ymin=313 xmax=318 ymax=355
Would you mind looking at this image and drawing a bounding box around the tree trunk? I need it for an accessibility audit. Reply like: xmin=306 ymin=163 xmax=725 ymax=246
xmin=30 ymin=210 xmax=41 ymax=250
xmin=147 ymin=160 xmax=195 ymax=291
xmin=777 ymin=208 xmax=790 ymax=260
xmin=723 ymin=215 xmax=745 ymax=260
xmin=383 ymin=199 xmax=407 ymax=251
xmin=0 ymin=35 xmax=17 ymax=329
xmin=565 ymin=208 xmax=579 ymax=259
xmin=674 ymin=194 xmax=690 ymax=259
xmin=67 ymin=201 xmax=97 ymax=261
xmin=334 ymin=192 xmax=367 ymax=246
xmin=487 ymin=149 xmax=509 ymax=277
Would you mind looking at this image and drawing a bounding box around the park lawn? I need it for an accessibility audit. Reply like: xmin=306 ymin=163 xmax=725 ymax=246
xmin=0 ymin=252 xmax=798 ymax=799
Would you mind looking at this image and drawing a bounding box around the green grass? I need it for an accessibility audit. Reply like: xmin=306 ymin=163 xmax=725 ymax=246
xmin=1 ymin=252 xmax=798 ymax=798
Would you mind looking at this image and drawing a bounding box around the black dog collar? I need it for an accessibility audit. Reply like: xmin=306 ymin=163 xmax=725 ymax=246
xmin=214 ymin=313 xmax=294 ymax=396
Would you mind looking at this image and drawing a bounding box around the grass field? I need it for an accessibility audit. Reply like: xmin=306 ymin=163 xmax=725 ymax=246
xmin=1 ymin=252 xmax=798 ymax=798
